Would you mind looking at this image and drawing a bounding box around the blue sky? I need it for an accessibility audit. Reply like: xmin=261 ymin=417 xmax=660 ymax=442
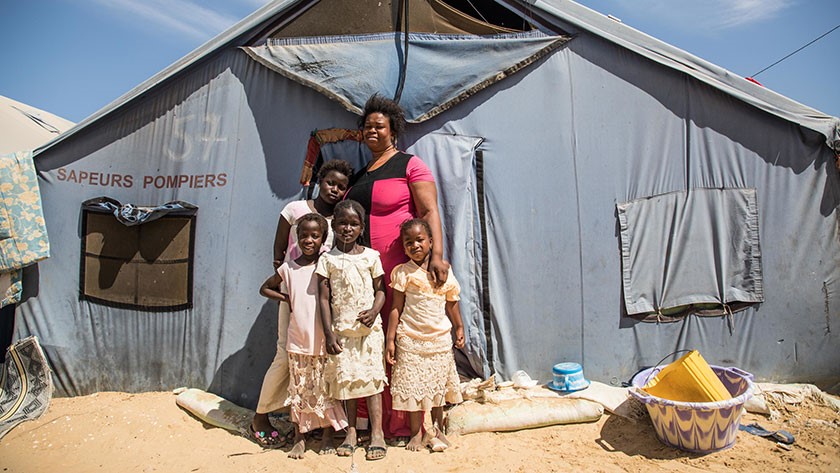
xmin=2 ymin=0 xmax=838 ymax=123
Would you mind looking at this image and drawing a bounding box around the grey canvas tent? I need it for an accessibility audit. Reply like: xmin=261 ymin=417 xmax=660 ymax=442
xmin=15 ymin=0 xmax=840 ymax=405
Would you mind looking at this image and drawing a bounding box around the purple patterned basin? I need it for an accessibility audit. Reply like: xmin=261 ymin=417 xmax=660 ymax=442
xmin=629 ymin=365 xmax=754 ymax=453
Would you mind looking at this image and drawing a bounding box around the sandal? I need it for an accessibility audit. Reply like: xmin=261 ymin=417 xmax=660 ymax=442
xmin=426 ymin=436 xmax=447 ymax=452
xmin=336 ymin=443 xmax=356 ymax=457
xmin=390 ymin=436 xmax=410 ymax=447
xmin=249 ymin=424 xmax=283 ymax=448
xmin=365 ymin=445 xmax=387 ymax=461
xmin=739 ymin=423 xmax=795 ymax=444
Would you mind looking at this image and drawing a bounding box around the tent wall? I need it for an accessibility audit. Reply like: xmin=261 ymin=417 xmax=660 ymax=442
xmin=22 ymin=49 xmax=362 ymax=403
xmin=405 ymin=31 xmax=839 ymax=386
xmin=18 ymin=16 xmax=839 ymax=402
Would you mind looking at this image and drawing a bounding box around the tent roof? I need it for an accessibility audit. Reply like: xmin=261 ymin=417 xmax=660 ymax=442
xmin=0 ymin=95 xmax=74 ymax=154
xmin=37 ymin=0 xmax=840 ymax=154
xmin=517 ymin=0 xmax=839 ymax=151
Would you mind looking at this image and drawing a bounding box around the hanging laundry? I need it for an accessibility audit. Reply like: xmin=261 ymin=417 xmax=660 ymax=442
xmin=0 ymin=151 xmax=50 ymax=272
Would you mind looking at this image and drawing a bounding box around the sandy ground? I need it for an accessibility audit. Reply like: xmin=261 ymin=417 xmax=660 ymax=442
xmin=1 ymin=390 xmax=838 ymax=473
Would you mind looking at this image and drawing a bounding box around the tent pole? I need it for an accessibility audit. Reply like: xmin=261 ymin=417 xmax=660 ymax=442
xmin=394 ymin=0 xmax=410 ymax=103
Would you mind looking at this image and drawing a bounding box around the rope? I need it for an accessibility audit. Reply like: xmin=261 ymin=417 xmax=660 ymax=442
xmin=752 ymin=23 xmax=840 ymax=78
xmin=724 ymin=303 xmax=734 ymax=335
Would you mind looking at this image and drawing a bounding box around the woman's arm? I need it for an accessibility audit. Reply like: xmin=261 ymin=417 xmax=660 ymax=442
xmin=385 ymin=290 xmax=405 ymax=365
xmin=318 ymin=275 xmax=342 ymax=354
xmin=410 ymin=180 xmax=450 ymax=286
xmin=272 ymin=215 xmax=292 ymax=269
xmin=446 ymin=300 xmax=465 ymax=349
xmin=259 ymin=273 xmax=288 ymax=303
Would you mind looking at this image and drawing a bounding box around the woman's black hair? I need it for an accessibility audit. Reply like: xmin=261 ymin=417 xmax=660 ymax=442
xmin=399 ymin=218 xmax=431 ymax=239
xmin=318 ymin=159 xmax=354 ymax=180
xmin=333 ymin=199 xmax=366 ymax=223
xmin=358 ymin=93 xmax=406 ymax=141
xmin=296 ymin=213 xmax=329 ymax=241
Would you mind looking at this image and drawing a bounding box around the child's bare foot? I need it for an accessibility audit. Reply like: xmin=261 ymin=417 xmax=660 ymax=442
xmin=406 ymin=432 xmax=425 ymax=451
xmin=288 ymin=435 xmax=306 ymax=459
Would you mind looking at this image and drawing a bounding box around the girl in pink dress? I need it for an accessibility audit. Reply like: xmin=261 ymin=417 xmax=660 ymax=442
xmin=260 ymin=213 xmax=348 ymax=458
xmin=251 ymin=160 xmax=352 ymax=446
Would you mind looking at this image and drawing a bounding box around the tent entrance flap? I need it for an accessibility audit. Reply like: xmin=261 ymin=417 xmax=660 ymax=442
xmin=407 ymin=132 xmax=488 ymax=378
xmin=243 ymin=30 xmax=570 ymax=122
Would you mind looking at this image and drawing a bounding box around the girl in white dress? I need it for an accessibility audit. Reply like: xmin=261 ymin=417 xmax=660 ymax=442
xmin=316 ymin=199 xmax=389 ymax=461
xmin=385 ymin=218 xmax=464 ymax=452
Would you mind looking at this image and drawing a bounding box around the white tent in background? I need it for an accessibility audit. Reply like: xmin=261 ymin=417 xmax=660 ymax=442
xmin=0 ymin=95 xmax=74 ymax=154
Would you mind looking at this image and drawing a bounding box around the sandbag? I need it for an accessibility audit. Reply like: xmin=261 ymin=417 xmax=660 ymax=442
xmin=563 ymin=381 xmax=647 ymax=421
xmin=744 ymin=392 xmax=771 ymax=415
xmin=447 ymin=397 xmax=603 ymax=435
xmin=174 ymin=387 xmax=254 ymax=435
xmin=462 ymin=377 xmax=646 ymax=422
xmin=751 ymin=383 xmax=840 ymax=419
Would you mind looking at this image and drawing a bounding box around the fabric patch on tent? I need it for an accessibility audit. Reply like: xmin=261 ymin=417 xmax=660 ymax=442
xmin=80 ymin=199 xmax=197 ymax=311
xmin=0 ymin=336 xmax=52 ymax=440
xmin=617 ymin=188 xmax=763 ymax=319
xmin=243 ymin=31 xmax=570 ymax=123
xmin=83 ymin=196 xmax=197 ymax=226
xmin=0 ymin=151 xmax=50 ymax=272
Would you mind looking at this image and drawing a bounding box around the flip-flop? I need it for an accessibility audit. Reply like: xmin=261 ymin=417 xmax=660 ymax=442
xmin=249 ymin=424 xmax=283 ymax=448
xmin=739 ymin=423 xmax=795 ymax=444
xmin=365 ymin=445 xmax=387 ymax=461
xmin=390 ymin=436 xmax=410 ymax=447
xmin=336 ymin=443 xmax=356 ymax=457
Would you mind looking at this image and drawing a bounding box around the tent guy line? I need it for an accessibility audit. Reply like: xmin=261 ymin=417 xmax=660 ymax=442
xmin=751 ymin=22 xmax=840 ymax=78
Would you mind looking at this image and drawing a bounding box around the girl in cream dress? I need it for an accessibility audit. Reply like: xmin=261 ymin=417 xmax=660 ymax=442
xmin=385 ymin=218 xmax=464 ymax=452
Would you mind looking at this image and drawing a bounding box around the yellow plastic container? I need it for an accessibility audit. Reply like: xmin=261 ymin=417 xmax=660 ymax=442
xmin=642 ymin=350 xmax=731 ymax=402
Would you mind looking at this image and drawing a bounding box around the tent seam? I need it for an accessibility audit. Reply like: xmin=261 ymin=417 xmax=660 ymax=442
xmin=566 ymin=50 xmax=586 ymax=365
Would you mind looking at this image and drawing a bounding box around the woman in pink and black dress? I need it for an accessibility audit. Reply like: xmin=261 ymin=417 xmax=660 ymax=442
xmin=344 ymin=94 xmax=450 ymax=441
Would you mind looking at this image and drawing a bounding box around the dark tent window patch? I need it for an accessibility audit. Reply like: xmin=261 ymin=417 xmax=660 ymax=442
xmin=617 ymin=188 xmax=764 ymax=322
xmin=80 ymin=198 xmax=197 ymax=311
